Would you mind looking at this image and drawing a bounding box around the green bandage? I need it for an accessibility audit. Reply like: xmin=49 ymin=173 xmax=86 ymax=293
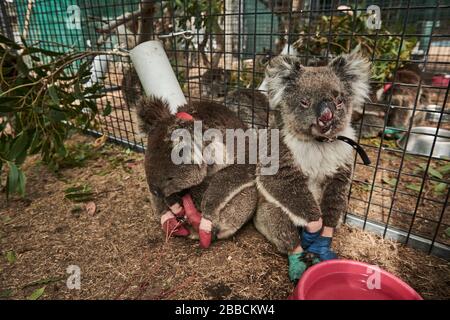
xmin=288 ymin=253 xmax=308 ymax=283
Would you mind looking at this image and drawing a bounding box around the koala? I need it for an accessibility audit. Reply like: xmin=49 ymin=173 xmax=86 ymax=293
xmin=354 ymin=65 xmax=428 ymax=138
xmin=121 ymin=65 xmax=144 ymax=109
xmin=200 ymin=68 xmax=231 ymax=99
xmin=224 ymin=88 xmax=273 ymax=128
xmin=136 ymin=96 xmax=258 ymax=243
xmin=253 ymin=51 xmax=371 ymax=254
xmin=376 ymin=67 xmax=428 ymax=133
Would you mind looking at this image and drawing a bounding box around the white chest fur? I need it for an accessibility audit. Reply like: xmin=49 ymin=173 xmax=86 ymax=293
xmin=283 ymin=126 xmax=355 ymax=202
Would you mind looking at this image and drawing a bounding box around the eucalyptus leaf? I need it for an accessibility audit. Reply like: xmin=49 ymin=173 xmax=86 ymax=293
xmin=7 ymin=162 xmax=19 ymax=196
xmin=382 ymin=177 xmax=397 ymax=187
xmin=406 ymin=184 xmax=421 ymax=192
xmin=48 ymin=85 xmax=60 ymax=106
xmin=5 ymin=250 xmax=16 ymax=263
xmin=27 ymin=287 xmax=45 ymax=300
xmin=434 ymin=182 xmax=447 ymax=194
xmin=8 ymin=131 xmax=30 ymax=163
xmin=445 ymin=227 xmax=450 ymax=238
xmin=102 ymin=101 xmax=112 ymax=116
xmin=438 ymin=163 xmax=450 ymax=175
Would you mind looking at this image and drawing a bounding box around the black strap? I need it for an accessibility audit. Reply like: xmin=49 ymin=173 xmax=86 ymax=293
xmin=337 ymin=136 xmax=371 ymax=165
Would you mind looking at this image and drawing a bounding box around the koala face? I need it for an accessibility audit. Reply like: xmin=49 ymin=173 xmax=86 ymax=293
xmin=144 ymin=122 xmax=207 ymax=201
xmin=265 ymin=51 xmax=370 ymax=140
xmin=137 ymin=97 xmax=207 ymax=202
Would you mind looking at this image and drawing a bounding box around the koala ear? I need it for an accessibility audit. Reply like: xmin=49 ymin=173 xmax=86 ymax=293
xmin=136 ymin=96 xmax=172 ymax=135
xmin=329 ymin=48 xmax=371 ymax=106
xmin=265 ymin=55 xmax=303 ymax=109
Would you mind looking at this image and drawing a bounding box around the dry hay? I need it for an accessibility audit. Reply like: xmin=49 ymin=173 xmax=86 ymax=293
xmin=0 ymin=135 xmax=449 ymax=300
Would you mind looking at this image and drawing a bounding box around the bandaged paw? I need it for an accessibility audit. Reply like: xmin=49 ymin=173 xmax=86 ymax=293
xmin=182 ymin=194 xmax=202 ymax=231
xmin=301 ymin=229 xmax=321 ymax=250
xmin=161 ymin=211 xmax=190 ymax=237
xmin=306 ymin=236 xmax=338 ymax=261
xmin=288 ymin=253 xmax=308 ymax=283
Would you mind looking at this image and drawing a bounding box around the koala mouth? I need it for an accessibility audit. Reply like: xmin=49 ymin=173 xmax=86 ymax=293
xmin=316 ymin=119 xmax=333 ymax=135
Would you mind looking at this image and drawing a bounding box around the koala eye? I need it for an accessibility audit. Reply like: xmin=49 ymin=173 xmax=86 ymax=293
xmin=336 ymin=96 xmax=344 ymax=109
xmin=300 ymin=98 xmax=310 ymax=108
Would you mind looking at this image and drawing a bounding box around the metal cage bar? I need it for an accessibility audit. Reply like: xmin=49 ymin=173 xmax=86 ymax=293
xmin=1 ymin=0 xmax=449 ymax=260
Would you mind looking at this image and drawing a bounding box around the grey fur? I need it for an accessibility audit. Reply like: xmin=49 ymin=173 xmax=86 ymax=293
xmin=254 ymin=51 xmax=370 ymax=254
xmin=137 ymin=96 xmax=258 ymax=241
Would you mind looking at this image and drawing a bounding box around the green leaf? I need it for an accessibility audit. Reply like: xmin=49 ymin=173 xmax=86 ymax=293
xmin=438 ymin=163 xmax=450 ymax=175
xmin=445 ymin=227 xmax=450 ymax=238
xmin=64 ymin=184 xmax=94 ymax=202
xmin=434 ymin=182 xmax=447 ymax=194
xmin=6 ymin=250 xmax=16 ymax=263
xmin=49 ymin=109 xmax=67 ymax=122
xmin=102 ymin=101 xmax=112 ymax=116
xmin=419 ymin=164 xmax=444 ymax=180
xmin=27 ymin=287 xmax=45 ymax=300
xmin=22 ymin=277 xmax=64 ymax=289
xmin=17 ymin=170 xmax=26 ymax=196
xmin=0 ymin=96 xmax=22 ymax=113
xmin=0 ymin=289 xmax=13 ymax=298
xmin=382 ymin=177 xmax=397 ymax=187
xmin=48 ymin=85 xmax=60 ymax=106
xmin=8 ymin=131 xmax=30 ymax=163
xmin=0 ymin=33 xmax=21 ymax=49
xmin=428 ymin=167 xmax=444 ymax=180
xmin=406 ymin=184 xmax=421 ymax=192
xmin=6 ymin=162 xmax=19 ymax=196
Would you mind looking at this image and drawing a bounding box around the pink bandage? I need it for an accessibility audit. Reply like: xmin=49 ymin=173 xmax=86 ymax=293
xmin=161 ymin=211 xmax=190 ymax=237
xmin=182 ymin=194 xmax=202 ymax=232
xmin=199 ymin=218 xmax=212 ymax=249
xmin=161 ymin=211 xmax=175 ymax=226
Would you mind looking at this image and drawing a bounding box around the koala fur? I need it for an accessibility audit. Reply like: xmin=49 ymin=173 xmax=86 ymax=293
xmin=355 ymin=66 xmax=428 ymax=138
xmin=377 ymin=67 xmax=428 ymax=130
xmin=121 ymin=65 xmax=144 ymax=109
xmin=136 ymin=96 xmax=258 ymax=241
xmin=224 ymin=88 xmax=273 ymax=128
xmin=254 ymin=51 xmax=370 ymax=254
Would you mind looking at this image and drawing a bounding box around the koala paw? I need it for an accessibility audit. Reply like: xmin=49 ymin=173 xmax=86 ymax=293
xmin=181 ymin=194 xmax=213 ymax=249
xmin=161 ymin=211 xmax=190 ymax=237
xmin=182 ymin=194 xmax=202 ymax=231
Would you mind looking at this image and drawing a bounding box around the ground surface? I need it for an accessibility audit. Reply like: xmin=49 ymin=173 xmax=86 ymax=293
xmin=1 ymin=135 xmax=449 ymax=300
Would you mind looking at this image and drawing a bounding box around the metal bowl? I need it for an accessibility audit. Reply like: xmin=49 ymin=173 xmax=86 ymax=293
xmin=425 ymin=105 xmax=450 ymax=123
xmin=397 ymin=127 xmax=450 ymax=159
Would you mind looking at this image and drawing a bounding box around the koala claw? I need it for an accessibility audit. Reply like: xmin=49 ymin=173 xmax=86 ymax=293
xmin=161 ymin=211 xmax=190 ymax=237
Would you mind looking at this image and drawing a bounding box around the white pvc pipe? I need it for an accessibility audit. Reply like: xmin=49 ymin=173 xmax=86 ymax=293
xmin=129 ymin=40 xmax=187 ymax=114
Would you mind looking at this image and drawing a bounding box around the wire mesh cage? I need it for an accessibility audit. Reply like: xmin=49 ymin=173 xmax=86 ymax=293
xmin=1 ymin=0 xmax=449 ymax=260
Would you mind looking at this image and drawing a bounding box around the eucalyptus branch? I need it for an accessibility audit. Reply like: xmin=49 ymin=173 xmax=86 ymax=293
xmin=0 ymin=49 xmax=128 ymax=97
xmin=95 ymin=10 xmax=143 ymax=34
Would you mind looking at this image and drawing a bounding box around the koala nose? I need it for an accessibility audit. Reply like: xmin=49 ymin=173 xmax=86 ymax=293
xmin=149 ymin=184 xmax=163 ymax=198
xmin=317 ymin=101 xmax=334 ymax=123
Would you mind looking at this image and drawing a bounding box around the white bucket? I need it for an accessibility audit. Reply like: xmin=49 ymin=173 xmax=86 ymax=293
xmin=129 ymin=41 xmax=187 ymax=114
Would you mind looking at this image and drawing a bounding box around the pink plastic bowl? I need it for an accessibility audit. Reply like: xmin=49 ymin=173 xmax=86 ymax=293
xmin=432 ymin=75 xmax=450 ymax=88
xmin=291 ymin=260 xmax=422 ymax=300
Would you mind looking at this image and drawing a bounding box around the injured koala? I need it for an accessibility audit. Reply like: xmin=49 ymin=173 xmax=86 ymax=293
xmin=354 ymin=66 xmax=428 ymax=139
xmin=254 ymin=50 xmax=371 ymax=282
xmin=136 ymin=96 xmax=258 ymax=248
